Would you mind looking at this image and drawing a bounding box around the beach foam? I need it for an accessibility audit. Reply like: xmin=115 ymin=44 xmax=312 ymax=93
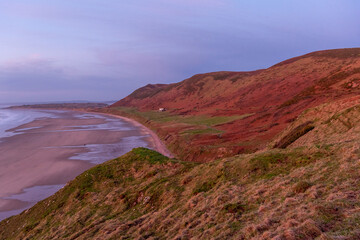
xmin=0 ymin=107 xmax=54 ymax=139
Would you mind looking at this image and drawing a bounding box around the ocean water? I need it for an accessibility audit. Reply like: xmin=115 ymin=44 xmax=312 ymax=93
xmin=0 ymin=184 xmax=64 ymax=221
xmin=0 ymin=105 xmax=54 ymax=139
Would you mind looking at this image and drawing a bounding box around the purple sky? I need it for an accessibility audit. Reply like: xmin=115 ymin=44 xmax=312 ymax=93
xmin=0 ymin=0 xmax=359 ymax=103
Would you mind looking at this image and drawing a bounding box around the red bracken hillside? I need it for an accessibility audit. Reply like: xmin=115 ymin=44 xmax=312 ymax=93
xmin=109 ymin=48 xmax=360 ymax=161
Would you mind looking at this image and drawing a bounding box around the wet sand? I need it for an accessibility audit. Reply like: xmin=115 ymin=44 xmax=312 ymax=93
xmin=93 ymin=112 xmax=174 ymax=158
xmin=0 ymin=110 xmax=171 ymax=221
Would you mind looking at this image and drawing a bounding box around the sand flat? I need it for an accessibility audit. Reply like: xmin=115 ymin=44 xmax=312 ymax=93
xmin=0 ymin=109 xmax=159 ymax=219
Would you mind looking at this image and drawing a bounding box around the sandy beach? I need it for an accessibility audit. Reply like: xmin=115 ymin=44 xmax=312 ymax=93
xmin=0 ymin=109 xmax=172 ymax=221
xmin=94 ymin=112 xmax=174 ymax=159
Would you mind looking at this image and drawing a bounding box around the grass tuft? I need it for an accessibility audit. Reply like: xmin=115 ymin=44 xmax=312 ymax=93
xmin=223 ymin=202 xmax=246 ymax=215
xmin=293 ymin=181 xmax=312 ymax=193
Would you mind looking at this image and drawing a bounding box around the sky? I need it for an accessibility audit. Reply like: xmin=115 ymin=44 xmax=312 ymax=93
xmin=0 ymin=0 xmax=359 ymax=103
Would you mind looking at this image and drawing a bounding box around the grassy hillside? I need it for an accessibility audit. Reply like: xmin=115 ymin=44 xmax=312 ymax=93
xmin=99 ymin=106 xmax=254 ymax=162
xmin=108 ymin=48 xmax=360 ymax=161
xmin=2 ymin=95 xmax=360 ymax=239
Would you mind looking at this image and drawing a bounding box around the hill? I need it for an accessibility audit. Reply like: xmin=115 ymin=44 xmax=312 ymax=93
xmin=108 ymin=48 xmax=360 ymax=161
xmin=9 ymin=102 xmax=108 ymax=110
xmin=1 ymin=95 xmax=360 ymax=238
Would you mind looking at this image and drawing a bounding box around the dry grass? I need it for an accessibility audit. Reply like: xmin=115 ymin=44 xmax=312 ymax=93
xmin=2 ymin=113 xmax=360 ymax=239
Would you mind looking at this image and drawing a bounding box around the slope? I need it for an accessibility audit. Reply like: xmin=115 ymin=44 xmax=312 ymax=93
xmin=108 ymin=48 xmax=360 ymax=161
xmin=2 ymin=95 xmax=360 ymax=239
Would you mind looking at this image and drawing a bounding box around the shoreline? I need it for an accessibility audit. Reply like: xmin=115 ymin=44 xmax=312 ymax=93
xmin=0 ymin=108 xmax=167 ymax=221
xmin=5 ymin=106 xmax=174 ymax=158
xmin=91 ymin=112 xmax=174 ymax=158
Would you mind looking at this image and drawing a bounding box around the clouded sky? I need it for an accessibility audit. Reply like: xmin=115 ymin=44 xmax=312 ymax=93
xmin=0 ymin=0 xmax=359 ymax=103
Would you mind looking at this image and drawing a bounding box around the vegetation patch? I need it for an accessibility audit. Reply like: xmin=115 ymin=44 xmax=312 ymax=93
xmin=132 ymin=147 xmax=170 ymax=164
xmin=112 ymin=107 xmax=251 ymax=127
xmin=192 ymin=181 xmax=217 ymax=195
xmin=114 ymin=107 xmax=253 ymax=131
xmin=245 ymin=149 xmax=326 ymax=180
xmin=293 ymin=181 xmax=312 ymax=193
xmin=181 ymin=127 xmax=223 ymax=136
xmin=74 ymin=173 xmax=97 ymax=200
xmin=223 ymin=202 xmax=246 ymax=215
xmin=249 ymin=152 xmax=287 ymax=173
xmin=316 ymin=203 xmax=345 ymax=231
xmin=177 ymin=114 xmax=252 ymax=126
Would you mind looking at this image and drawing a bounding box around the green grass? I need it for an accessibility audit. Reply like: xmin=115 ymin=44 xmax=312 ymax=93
xmin=243 ymin=148 xmax=327 ymax=180
xmin=178 ymin=114 xmax=253 ymax=126
xmin=192 ymin=181 xmax=217 ymax=195
xmin=249 ymin=152 xmax=287 ymax=172
xmin=111 ymin=107 xmax=177 ymax=122
xmin=114 ymin=107 xmax=253 ymax=127
xmin=132 ymin=147 xmax=170 ymax=164
xmin=181 ymin=128 xmax=223 ymax=135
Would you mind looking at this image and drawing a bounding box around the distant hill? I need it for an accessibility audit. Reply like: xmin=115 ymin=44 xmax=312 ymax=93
xmin=10 ymin=102 xmax=108 ymax=110
xmin=113 ymin=48 xmax=360 ymax=114
xmin=110 ymin=48 xmax=360 ymax=161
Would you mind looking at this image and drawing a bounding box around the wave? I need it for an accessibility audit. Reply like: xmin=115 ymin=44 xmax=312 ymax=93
xmin=0 ymin=108 xmax=54 ymax=139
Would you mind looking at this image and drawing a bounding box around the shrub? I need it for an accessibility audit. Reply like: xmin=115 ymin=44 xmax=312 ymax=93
xmin=223 ymin=202 xmax=246 ymax=214
xmin=192 ymin=181 xmax=216 ymax=195
xmin=293 ymin=181 xmax=312 ymax=193
xmin=132 ymin=147 xmax=169 ymax=164
xmin=249 ymin=152 xmax=287 ymax=172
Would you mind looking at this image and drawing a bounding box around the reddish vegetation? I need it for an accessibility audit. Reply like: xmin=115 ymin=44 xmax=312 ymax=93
xmin=111 ymin=48 xmax=360 ymax=161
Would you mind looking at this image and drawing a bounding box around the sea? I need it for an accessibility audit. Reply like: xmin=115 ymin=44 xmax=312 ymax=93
xmin=0 ymin=104 xmax=54 ymax=139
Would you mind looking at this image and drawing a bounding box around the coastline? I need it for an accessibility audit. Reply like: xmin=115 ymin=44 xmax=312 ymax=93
xmin=5 ymin=106 xmax=174 ymax=158
xmin=0 ymin=108 xmax=172 ymax=221
xmin=92 ymin=112 xmax=174 ymax=158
